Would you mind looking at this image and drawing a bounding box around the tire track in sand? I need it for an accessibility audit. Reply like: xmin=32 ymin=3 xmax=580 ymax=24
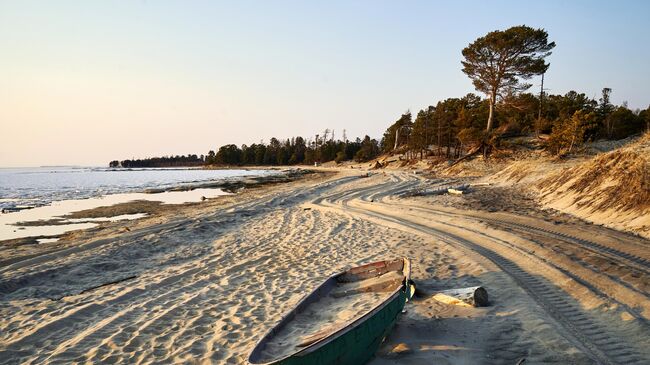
xmin=313 ymin=176 xmax=648 ymax=365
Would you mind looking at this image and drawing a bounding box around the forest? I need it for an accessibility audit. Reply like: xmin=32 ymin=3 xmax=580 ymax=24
xmin=110 ymin=87 xmax=648 ymax=169
xmin=110 ymin=155 xmax=204 ymax=168
xmin=109 ymin=134 xmax=380 ymax=168
xmin=109 ymin=26 xmax=650 ymax=169
xmin=383 ymin=88 xmax=650 ymax=160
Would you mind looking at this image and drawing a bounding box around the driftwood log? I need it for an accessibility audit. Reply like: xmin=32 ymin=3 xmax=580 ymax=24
xmin=399 ymin=184 xmax=470 ymax=198
xmin=432 ymin=286 xmax=489 ymax=307
xmin=448 ymin=143 xmax=484 ymax=167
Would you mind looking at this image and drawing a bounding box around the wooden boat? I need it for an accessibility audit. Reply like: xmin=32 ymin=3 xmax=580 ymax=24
xmin=247 ymin=258 xmax=413 ymax=365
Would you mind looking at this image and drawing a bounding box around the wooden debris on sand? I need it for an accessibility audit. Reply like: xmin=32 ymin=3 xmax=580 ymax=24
xmin=432 ymin=286 xmax=489 ymax=307
xmin=399 ymin=184 xmax=470 ymax=198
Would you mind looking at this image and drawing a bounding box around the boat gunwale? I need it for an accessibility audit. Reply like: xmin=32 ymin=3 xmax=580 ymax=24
xmin=247 ymin=257 xmax=411 ymax=365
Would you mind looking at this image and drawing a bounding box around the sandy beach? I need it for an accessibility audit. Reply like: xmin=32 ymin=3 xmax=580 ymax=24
xmin=1 ymin=168 xmax=649 ymax=364
xmin=4 ymin=2 xmax=650 ymax=364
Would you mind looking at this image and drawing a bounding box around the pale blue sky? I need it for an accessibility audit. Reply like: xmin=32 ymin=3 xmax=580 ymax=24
xmin=1 ymin=0 xmax=649 ymax=166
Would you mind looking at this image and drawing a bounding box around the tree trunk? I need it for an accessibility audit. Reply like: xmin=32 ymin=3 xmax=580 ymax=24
xmin=568 ymin=119 xmax=578 ymax=153
xmin=486 ymin=89 xmax=496 ymax=132
xmin=437 ymin=123 xmax=442 ymax=156
xmin=449 ymin=142 xmax=483 ymax=167
xmin=483 ymin=89 xmax=497 ymax=158
xmin=394 ymin=128 xmax=400 ymax=150
xmin=537 ymin=72 xmax=545 ymax=137
xmin=433 ymin=286 xmax=489 ymax=307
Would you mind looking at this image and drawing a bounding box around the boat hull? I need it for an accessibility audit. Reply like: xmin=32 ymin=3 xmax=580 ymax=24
xmin=248 ymin=258 xmax=412 ymax=365
xmin=270 ymin=289 xmax=407 ymax=365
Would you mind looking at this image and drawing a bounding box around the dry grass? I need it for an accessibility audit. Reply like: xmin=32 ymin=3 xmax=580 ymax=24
xmin=540 ymin=133 xmax=650 ymax=212
xmin=492 ymin=160 xmax=540 ymax=183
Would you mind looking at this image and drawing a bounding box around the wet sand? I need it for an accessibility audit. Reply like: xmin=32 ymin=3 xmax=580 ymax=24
xmin=1 ymin=169 xmax=649 ymax=364
xmin=0 ymin=170 xmax=305 ymax=245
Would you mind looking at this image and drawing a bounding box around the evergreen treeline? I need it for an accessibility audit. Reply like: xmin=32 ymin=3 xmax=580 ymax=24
xmin=109 ymin=133 xmax=380 ymax=168
xmin=109 ymin=26 xmax=650 ymax=168
xmin=204 ymin=133 xmax=380 ymax=166
xmin=381 ymin=89 xmax=650 ymax=158
xmin=111 ymin=155 xmax=204 ymax=168
xmin=109 ymin=89 xmax=649 ymax=168
xmin=109 ymin=89 xmax=648 ymax=168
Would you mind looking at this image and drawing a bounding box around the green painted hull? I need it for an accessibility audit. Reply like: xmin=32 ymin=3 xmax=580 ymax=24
xmin=248 ymin=258 xmax=412 ymax=365
xmin=270 ymin=289 xmax=407 ymax=365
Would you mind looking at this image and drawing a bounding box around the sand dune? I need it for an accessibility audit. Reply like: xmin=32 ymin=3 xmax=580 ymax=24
xmin=1 ymin=170 xmax=649 ymax=364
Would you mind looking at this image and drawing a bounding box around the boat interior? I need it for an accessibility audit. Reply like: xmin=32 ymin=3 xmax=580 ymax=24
xmin=250 ymin=258 xmax=407 ymax=363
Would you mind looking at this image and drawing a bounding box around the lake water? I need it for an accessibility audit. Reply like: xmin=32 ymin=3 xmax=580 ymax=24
xmin=0 ymin=167 xmax=273 ymax=211
xmin=0 ymin=167 xmax=275 ymax=241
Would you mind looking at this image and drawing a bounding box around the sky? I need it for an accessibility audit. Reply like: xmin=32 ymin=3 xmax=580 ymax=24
xmin=1 ymin=0 xmax=649 ymax=167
